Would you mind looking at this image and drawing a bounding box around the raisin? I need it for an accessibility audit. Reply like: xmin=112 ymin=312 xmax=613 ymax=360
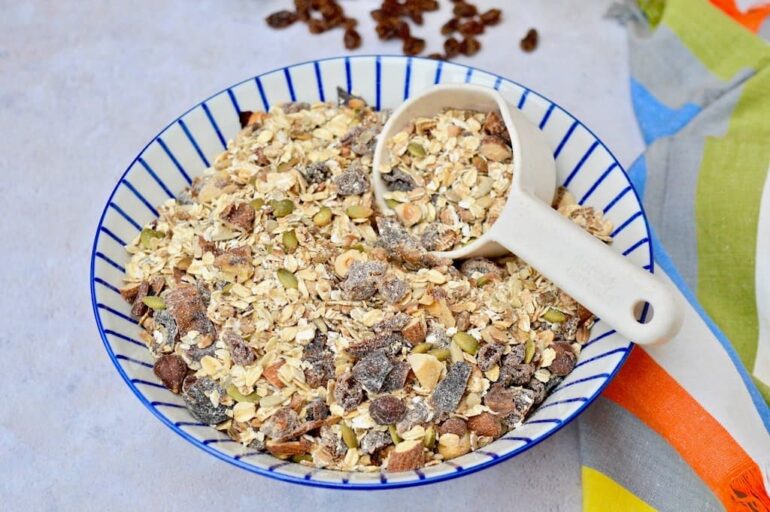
xmin=344 ymin=28 xmax=362 ymax=49
xmin=520 ymin=28 xmax=538 ymax=53
xmin=483 ymin=384 xmax=516 ymax=415
xmin=304 ymin=357 xmax=335 ymax=388
xmin=153 ymin=354 xmax=188 ymax=393
xmin=333 ymin=166 xmax=370 ymax=196
xmin=437 ymin=417 xmax=467 ymax=436
xmin=441 ymin=18 xmax=459 ymax=35
xmin=443 ymin=37 xmax=461 ymax=59
xmin=130 ymin=280 xmax=149 ymax=317
xmin=382 ymin=168 xmax=416 ymax=192
xmin=505 ymin=344 xmax=526 ymax=365
xmin=370 ymin=395 xmax=407 ymax=425
xmin=373 ymin=313 xmax=411 ymax=334
xmin=164 ymin=284 xmax=215 ymax=338
xmin=526 ymin=378 xmax=546 ymax=405
xmin=430 ymin=362 xmax=471 ymax=414
xmin=549 ymin=342 xmax=577 ymax=377
xmin=302 ymin=162 xmax=331 ymax=184
xmin=458 ymin=20 xmax=484 ymax=36
xmin=453 ymin=2 xmax=477 ymax=17
xmin=334 ymin=372 xmax=365 ymax=411
xmin=266 ymin=10 xmax=298 ymax=28
xmin=182 ymin=377 xmax=228 ymax=425
xmin=360 ymin=429 xmax=393 ymax=454
xmin=305 ymin=398 xmax=330 ymax=421
xmin=459 ymin=257 xmax=499 ymax=277
xmin=261 ymin=407 xmax=300 ymax=440
xmin=222 ymin=331 xmax=256 ymax=366
xmin=476 ymin=343 xmax=504 ymax=371
xmin=347 ymin=332 xmax=403 ymax=359
xmin=459 ymin=36 xmax=481 ymax=56
xmin=352 ymin=351 xmax=394 ymax=393
xmin=403 ymin=36 xmax=426 ymax=56
xmin=341 ymin=261 xmax=388 ymax=300
xmin=480 ymin=8 xmax=501 ymax=25
xmin=381 ymin=360 xmax=411 ymax=392
xmin=378 ymin=275 xmax=409 ymax=304
xmin=152 ymin=310 xmax=178 ymax=352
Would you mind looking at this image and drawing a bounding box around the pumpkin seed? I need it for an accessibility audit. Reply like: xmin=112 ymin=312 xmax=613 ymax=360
xmin=423 ymin=425 xmax=436 ymax=449
xmin=282 ymin=229 xmax=299 ymax=253
xmin=140 ymin=228 xmax=164 ymax=250
xmin=277 ymin=268 xmax=298 ymax=289
xmin=428 ymin=347 xmax=451 ymax=361
xmin=389 ymin=424 xmax=402 ymax=444
xmin=270 ymin=199 xmax=295 ymax=218
xmin=407 ymin=142 xmax=426 ymax=158
xmin=341 ymin=423 xmax=358 ymax=448
xmin=452 ymin=331 xmax=479 ymax=355
xmin=543 ymin=308 xmax=566 ymax=323
xmin=142 ymin=296 xmax=166 ymax=310
xmin=250 ymin=198 xmax=265 ymax=210
xmin=411 ymin=342 xmax=432 ymax=354
xmin=524 ymin=339 xmax=535 ymax=364
xmin=312 ymin=206 xmax=332 ymax=226
xmin=226 ymin=384 xmax=259 ymax=403
xmin=345 ymin=205 xmax=373 ymax=219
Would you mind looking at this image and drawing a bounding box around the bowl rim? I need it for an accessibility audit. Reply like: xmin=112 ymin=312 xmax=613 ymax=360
xmin=89 ymin=54 xmax=651 ymax=490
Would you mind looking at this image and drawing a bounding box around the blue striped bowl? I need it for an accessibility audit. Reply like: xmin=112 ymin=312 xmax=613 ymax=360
xmin=90 ymin=55 xmax=651 ymax=489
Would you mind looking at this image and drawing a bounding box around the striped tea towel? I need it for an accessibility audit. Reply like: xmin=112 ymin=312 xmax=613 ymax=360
xmin=577 ymin=0 xmax=770 ymax=510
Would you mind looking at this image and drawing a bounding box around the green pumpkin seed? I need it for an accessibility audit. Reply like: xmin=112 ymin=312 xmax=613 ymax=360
xmin=277 ymin=268 xmax=298 ymax=289
xmin=270 ymin=199 xmax=295 ymax=218
xmin=543 ymin=308 xmax=566 ymax=323
xmin=250 ymin=198 xmax=265 ymax=210
xmin=476 ymin=275 xmax=491 ymax=287
xmin=345 ymin=205 xmax=373 ymax=219
xmin=385 ymin=198 xmax=400 ymax=209
xmin=140 ymin=228 xmax=164 ymax=250
xmin=221 ymin=283 xmax=234 ymax=294
xmin=452 ymin=332 xmax=479 ymax=355
xmin=291 ymin=454 xmax=313 ymax=463
xmin=428 ymin=348 xmax=451 ymax=361
xmin=282 ymin=229 xmax=299 ymax=253
xmin=226 ymin=384 xmax=259 ymax=403
xmin=142 ymin=296 xmax=166 ymax=310
xmin=423 ymin=425 xmax=436 ymax=449
xmin=389 ymin=424 xmax=402 ymax=445
xmin=411 ymin=342 xmax=432 ymax=354
xmin=277 ymin=161 xmax=293 ymax=172
xmin=524 ymin=339 xmax=535 ymax=364
xmin=341 ymin=423 xmax=358 ymax=449
xmin=407 ymin=142 xmax=426 ymax=158
xmin=312 ymin=206 xmax=332 ymax=226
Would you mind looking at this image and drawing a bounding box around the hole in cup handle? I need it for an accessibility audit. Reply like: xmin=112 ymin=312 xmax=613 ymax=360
xmin=626 ymin=286 xmax=683 ymax=346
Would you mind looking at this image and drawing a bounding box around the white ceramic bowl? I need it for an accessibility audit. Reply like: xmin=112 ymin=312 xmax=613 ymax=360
xmin=90 ymin=55 xmax=652 ymax=489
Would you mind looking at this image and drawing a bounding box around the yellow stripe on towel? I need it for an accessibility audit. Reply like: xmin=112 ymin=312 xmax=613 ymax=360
xmin=582 ymin=466 xmax=657 ymax=512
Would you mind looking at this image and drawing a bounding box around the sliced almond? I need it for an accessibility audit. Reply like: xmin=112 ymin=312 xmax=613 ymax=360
xmin=401 ymin=317 xmax=427 ymax=345
xmin=467 ymin=412 xmax=502 ymax=438
xmin=386 ymin=439 xmax=425 ymax=472
xmin=266 ymin=439 xmax=312 ymax=456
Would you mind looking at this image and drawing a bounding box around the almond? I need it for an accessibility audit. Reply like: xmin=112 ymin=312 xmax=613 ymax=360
xmin=401 ymin=317 xmax=426 ymax=345
xmin=266 ymin=438 xmax=312 ymax=456
xmin=437 ymin=432 xmax=471 ymax=460
xmin=386 ymin=439 xmax=425 ymax=472
xmin=467 ymin=412 xmax=502 ymax=438
xmin=479 ymin=135 xmax=512 ymax=162
xmin=263 ymin=360 xmax=286 ymax=389
xmin=407 ymin=353 xmax=443 ymax=391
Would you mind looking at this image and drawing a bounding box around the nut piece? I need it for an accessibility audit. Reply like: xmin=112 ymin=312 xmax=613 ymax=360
xmin=394 ymin=203 xmax=422 ymax=227
xmin=386 ymin=439 xmax=425 ymax=472
xmin=467 ymin=412 xmax=502 ymax=438
xmin=437 ymin=432 xmax=471 ymax=460
xmin=479 ymin=136 xmax=512 ymax=162
xmin=407 ymin=353 xmax=444 ymax=391
xmin=334 ymin=249 xmax=368 ymax=277
xmin=266 ymin=439 xmax=312 ymax=457
xmin=437 ymin=417 xmax=467 ymax=436
xmin=153 ymin=354 xmax=188 ymax=393
xmin=220 ymin=202 xmax=255 ymax=231
xmin=214 ymin=246 xmax=253 ymax=283
xmin=263 ymin=360 xmax=286 ymax=388
xmin=401 ymin=317 xmax=427 ymax=345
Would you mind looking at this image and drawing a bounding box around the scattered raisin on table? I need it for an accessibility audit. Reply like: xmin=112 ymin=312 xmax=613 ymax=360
xmin=520 ymin=28 xmax=539 ymax=53
xmin=480 ymin=8 xmax=502 ymax=26
xmin=460 ymin=36 xmax=481 ymax=56
xmin=344 ymin=28 xmax=362 ymax=50
xmin=266 ymin=10 xmax=298 ymax=29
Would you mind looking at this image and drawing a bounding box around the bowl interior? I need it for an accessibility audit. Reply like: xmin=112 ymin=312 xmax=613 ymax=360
xmin=91 ymin=56 xmax=651 ymax=489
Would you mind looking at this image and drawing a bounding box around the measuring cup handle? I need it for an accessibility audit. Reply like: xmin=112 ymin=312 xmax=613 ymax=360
xmin=489 ymin=193 xmax=683 ymax=345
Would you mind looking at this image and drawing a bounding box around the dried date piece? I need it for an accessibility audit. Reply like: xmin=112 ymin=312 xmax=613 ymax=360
xmin=378 ymin=275 xmax=409 ymax=304
xmin=347 ymin=332 xmax=404 ymax=359
xmin=381 ymin=168 xmax=416 ymax=192
xmin=429 ymin=362 xmax=471 ymax=414
xmin=164 ymin=284 xmax=216 ymax=338
xmin=183 ymin=377 xmax=228 ymax=425
xmin=302 ymin=162 xmax=331 ymax=184
xmin=305 ymin=398 xmax=331 ymax=421
xmin=501 ymin=388 xmax=536 ymax=428
xmin=222 ymin=331 xmax=256 ymax=366
xmin=476 ymin=343 xmax=503 ymax=372
xmin=341 ymin=261 xmax=388 ymax=300
xmin=334 ymin=372 xmax=365 ymax=411
xmin=369 ymin=395 xmax=407 ymax=425
xmin=381 ymin=360 xmax=411 ymax=392
xmin=153 ymin=354 xmax=188 ymax=393
xmin=266 ymin=10 xmax=298 ymax=29
xmin=360 ymin=430 xmax=392 ymax=454
xmin=483 ymin=383 xmax=516 ymax=415
xmin=334 ymin=166 xmax=370 ymax=196
xmin=520 ymin=28 xmax=538 ymax=53
xmin=352 ymin=350 xmax=394 ymax=393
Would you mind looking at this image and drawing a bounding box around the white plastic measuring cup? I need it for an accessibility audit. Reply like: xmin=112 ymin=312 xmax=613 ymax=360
xmin=372 ymin=84 xmax=682 ymax=346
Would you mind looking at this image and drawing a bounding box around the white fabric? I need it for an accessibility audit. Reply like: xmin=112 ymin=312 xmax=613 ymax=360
xmin=753 ymin=164 xmax=770 ymax=388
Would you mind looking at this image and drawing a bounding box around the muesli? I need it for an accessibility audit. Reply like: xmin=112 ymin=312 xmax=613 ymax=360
xmin=120 ymin=90 xmax=612 ymax=472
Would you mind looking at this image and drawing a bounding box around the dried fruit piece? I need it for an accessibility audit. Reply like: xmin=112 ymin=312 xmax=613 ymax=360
xmin=429 ymin=362 xmax=471 ymax=414
xmin=182 ymin=377 xmax=228 ymax=425
xmin=520 ymin=28 xmax=538 ymax=53
xmin=334 ymin=372 xmax=365 ymax=411
xmin=483 ymin=383 xmax=516 ymax=415
xmin=437 ymin=417 xmax=467 ymax=436
xmin=500 ymin=358 xmax=535 ymax=387
xmin=164 ymin=284 xmax=216 ymax=338
xmin=266 ymin=10 xmax=298 ymax=28
xmin=467 ymin=412 xmax=502 ymax=438
xmin=261 ymin=407 xmax=299 ymax=440
xmin=378 ymin=274 xmax=409 ymax=304
xmin=344 ymin=28 xmax=362 ymax=49
xmin=222 ymin=331 xmax=256 ymax=366
xmin=402 ymin=317 xmax=427 ymax=345
xmin=476 ymin=343 xmax=503 ymax=371
xmin=460 ymin=257 xmax=499 ymax=277
xmin=420 ymin=222 xmax=459 ymax=252
xmin=382 ymin=168 xmax=417 ymax=192
xmin=360 ymin=429 xmax=392 ymax=454
xmin=341 ymin=260 xmax=387 ymax=300
xmin=482 ymin=111 xmax=510 ymax=143
xmin=549 ymin=342 xmax=577 ymax=376
xmin=387 ymin=440 xmax=425 ymax=472
xmin=305 ymin=398 xmax=330 ymax=421
xmin=381 ymin=360 xmax=411 ymax=392
xmin=304 ymin=357 xmax=335 ymax=389
xmin=303 ymin=162 xmax=331 ymax=184
xmin=352 ymin=350 xmax=394 ymax=393
xmin=334 ymin=166 xmax=370 ymax=196
xmin=480 ymin=8 xmax=502 ymax=25
xmin=501 ymin=387 xmax=537 ymax=428
xmin=153 ymin=354 xmax=188 ymax=393
xmin=220 ymin=202 xmax=255 ymax=231
xmin=348 ymin=332 xmax=404 ymax=359
xmin=370 ymin=395 xmax=407 ymax=425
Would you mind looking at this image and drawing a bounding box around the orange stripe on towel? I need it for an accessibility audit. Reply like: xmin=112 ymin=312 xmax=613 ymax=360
xmin=710 ymin=0 xmax=770 ymax=32
xmin=603 ymin=348 xmax=770 ymax=511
